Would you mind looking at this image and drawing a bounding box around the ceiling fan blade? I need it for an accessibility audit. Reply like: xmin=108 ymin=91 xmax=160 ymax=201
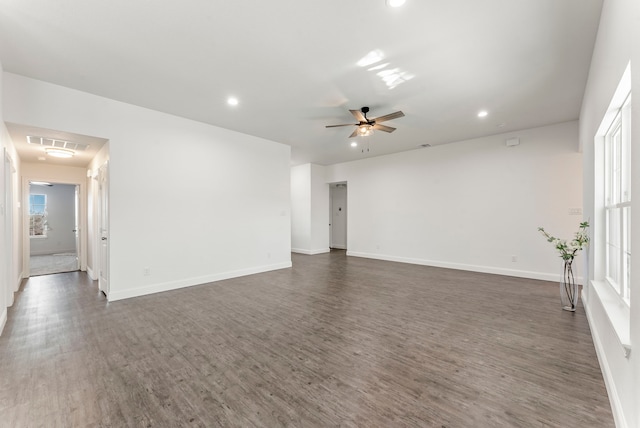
xmin=350 ymin=109 xmax=366 ymax=122
xmin=374 ymin=111 xmax=405 ymax=123
xmin=373 ymin=124 xmax=396 ymax=133
xmin=348 ymin=128 xmax=359 ymax=138
xmin=326 ymin=124 xmax=357 ymax=128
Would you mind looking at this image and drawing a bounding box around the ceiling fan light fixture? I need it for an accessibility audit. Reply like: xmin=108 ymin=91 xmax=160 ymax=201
xmin=45 ymin=148 xmax=75 ymax=158
xmin=358 ymin=125 xmax=374 ymax=137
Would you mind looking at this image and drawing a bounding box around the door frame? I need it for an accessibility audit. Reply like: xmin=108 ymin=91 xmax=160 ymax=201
xmin=329 ymin=182 xmax=348 ymax=250
xmin=4 ymin=149 xmax=17 ymax=306
xmin=22 ymin=176 xmax=87 ymax=278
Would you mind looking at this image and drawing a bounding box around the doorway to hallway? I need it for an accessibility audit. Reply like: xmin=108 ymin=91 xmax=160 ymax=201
xmin=28 ymin=181 xmax=79 ymax=276
xmin=329 ymin=182 xmax=347 ymax=250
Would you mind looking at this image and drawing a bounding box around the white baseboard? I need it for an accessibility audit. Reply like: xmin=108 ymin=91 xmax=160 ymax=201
xmin=345 ymin=251 xmax=584 ymax=283
xmin=108 ymin=261 xmax=293 ymax=302
xmin=0 ymin=308 xmax=7 ymax=337
xmin=584 ymin=293 xmax=628 ymax=428
xmin=29 ymin=249 xmax=77 ymax=256
xmin=86 ymin=266 xmax=97 ymax=281
xmin=291 ymin=248 xmax=330 ymax=255
xmin=16 ymin=272 xmax=22 ymax=291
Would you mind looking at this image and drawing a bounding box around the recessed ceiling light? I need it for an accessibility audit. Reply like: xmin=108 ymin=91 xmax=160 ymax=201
xmin=227 ymin=96 xmax=239 ymax=106
xmin=477 ymin=110 xmax=488 ymax=118
xmin=351 ymin=142 xmax=358 ymax=147
xmin=45 ymin=148 xmax=74 ymax=158
xmin=386 ymin=0 xmax=406 ymax=7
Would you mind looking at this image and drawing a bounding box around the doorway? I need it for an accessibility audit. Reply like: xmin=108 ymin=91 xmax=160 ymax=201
xmin=329 ymin=182 xmax=347 ymax=250
xmin=28 ymin=181 xmax=80 ymax=276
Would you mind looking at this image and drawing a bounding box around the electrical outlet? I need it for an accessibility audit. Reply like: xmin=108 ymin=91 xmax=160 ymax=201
xmin=511 ymin=255 xmax=518 ymax=262
xmin=143 ymin=267 xmax=150 ymax=276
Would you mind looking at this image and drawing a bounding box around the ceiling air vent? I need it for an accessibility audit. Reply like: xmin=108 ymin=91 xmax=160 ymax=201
xmin=27 ymin=136 xmax=90 ymax=151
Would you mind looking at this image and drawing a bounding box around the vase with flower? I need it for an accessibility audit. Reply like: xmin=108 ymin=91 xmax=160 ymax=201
xmin=538 ymin=222 xmax=589 ymax=311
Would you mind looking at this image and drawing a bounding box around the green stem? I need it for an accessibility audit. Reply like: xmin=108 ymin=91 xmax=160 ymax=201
xmin=563 ymin=260 xmax=576 ymax=310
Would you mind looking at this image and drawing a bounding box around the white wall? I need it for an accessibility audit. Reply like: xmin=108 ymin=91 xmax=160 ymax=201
xmin=29 ymin=183 xmax=77 ymax=255
xmin=4 ymin=73 xmax=292 ymax=301
xmin=579 ymin=0 xmax=640 ymax=426
xmin=325 ymin=121 xmax=584 ymax=281
xmin=291 ymin=164 xmax=311 ymax=252
xmin=310 ymin=164 xmax=329 ymax=253
xmin=0 ymin=59 xmax=22 ymax=336
xmin=290 ymin=163 xmax=329 ymax=255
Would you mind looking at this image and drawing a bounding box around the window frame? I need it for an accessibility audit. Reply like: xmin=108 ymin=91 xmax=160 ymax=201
xmin=29 ymin=193 xmax=48 ymax=238
xmin=603 ymin=93 xmax=631 ymax=304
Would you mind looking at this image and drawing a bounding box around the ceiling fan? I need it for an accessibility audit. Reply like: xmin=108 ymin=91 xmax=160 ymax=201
xmin=326 ymin=106 xmax=405 ymax=138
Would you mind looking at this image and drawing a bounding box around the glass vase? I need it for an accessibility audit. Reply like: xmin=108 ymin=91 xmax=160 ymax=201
xmin=560 ymin=259 xmax=578 ymax=311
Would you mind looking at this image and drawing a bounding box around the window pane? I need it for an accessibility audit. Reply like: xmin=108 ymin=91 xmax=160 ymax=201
xmin=623 ymin=206 xmax=631 ymax=301
xmin=621 ymin=101 xmax=631 ymax=203
xmin=612 ymin=126 xmax=621 ymax=205
xmin=605 ymin=133 xmax=612 ymax=205
xmin=607 ymin=207 xmax=621 ymax=288
xmin=30 ymin=194 xmax=45 ymax=205
xmin=29 ymin=194 xmax=46 ymax=215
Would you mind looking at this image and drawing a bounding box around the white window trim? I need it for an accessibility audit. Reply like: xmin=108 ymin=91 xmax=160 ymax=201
xmin=592 ymin=62 xmax=631 ymax=357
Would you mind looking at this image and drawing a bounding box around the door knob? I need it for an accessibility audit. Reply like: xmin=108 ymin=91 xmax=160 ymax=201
xmin=101 ymin=237 xmax=107 ymax=241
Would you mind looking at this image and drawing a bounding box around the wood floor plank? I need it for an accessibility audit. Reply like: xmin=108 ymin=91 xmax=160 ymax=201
xmin=0 ymin=251 xmax=614 ymax=427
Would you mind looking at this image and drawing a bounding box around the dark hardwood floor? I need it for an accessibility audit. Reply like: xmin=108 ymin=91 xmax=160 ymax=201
xmin=0 ymin=250 xmax=614 ymax=427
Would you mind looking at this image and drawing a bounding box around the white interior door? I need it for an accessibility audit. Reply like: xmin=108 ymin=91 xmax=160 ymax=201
xmin=330 ymin=183 xmax=347 ymax=249
xmin=74 ymin=184 xmax=80 ymax=270
xmin=4 ymin=149 xmax=16 ymax=304
xmin=98 ymin=162 xmax=110 ymax=296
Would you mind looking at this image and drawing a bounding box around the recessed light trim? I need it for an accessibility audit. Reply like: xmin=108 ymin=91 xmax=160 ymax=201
xmin=227 ymin=96 xmax=239 ymax=106
xmin=351 ymin=142 xmax=358 ymax=147
xmin=477 ymin=110 xmax=488 ymax=118
xmin=386 ymin=0 xmax=406 ymax=7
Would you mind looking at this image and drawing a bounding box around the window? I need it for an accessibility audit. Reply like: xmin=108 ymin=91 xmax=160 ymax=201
xmin=29 ymin=193 xmax=47 ymax=237
xmin=604 ymin=93 xmax=631 ymax=303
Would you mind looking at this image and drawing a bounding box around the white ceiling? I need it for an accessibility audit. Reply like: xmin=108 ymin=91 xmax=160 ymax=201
xmin=0 ymin=0 xmax=603 ymax=166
